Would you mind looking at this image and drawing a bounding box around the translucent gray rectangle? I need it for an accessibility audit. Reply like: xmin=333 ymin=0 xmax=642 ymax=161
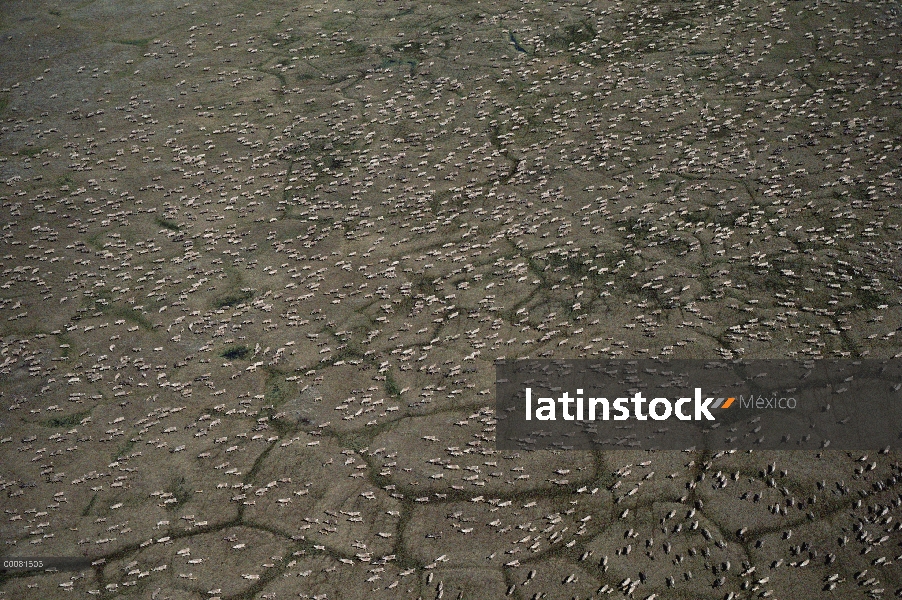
xmin=0 ymin=557 xmax=94 ymax=572
xmin=495 ymin=359 xmax=902 ymax=450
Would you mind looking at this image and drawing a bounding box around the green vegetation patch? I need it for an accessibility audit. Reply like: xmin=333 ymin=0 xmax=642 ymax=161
xmin=106 ymin=304 xmax=152 ymax=330
xmin=43 ymin=409 xmax=91 ymax=428
xmin=19 ymin=146 xmax=44 ymax=158
xmin=86 ymin=232 xmax=105 ymax=251
xmin=344 ymin=41 xmax=368 ymax=57
xmin=213 ymin=288 xmax=255 ymax=309
xmin=165 ymin=476 xmax=193 ymax=510
xmin=115 ymin=38 xmax=150 ymax=47
xmin=509 ymin=32 xmax=528 ymax=53
xmin=265 ymin=369 xmax=292 ymax=406
xmin=384 ymin=371 xmax=401 ymax=397
xmin=82 ymin=493 xmax=97 ymax=516
xmin=855 ymin=286 xmax=889 ymax=310
xmin=638 ymin=9 xmax=687 ymax=28
xmin=221 ymin=345 xmax=250 ymax=360
xmin=379 ymin=58 xmax=417 ymax=72
xmin=547 ymin=21 xmax=596 ymax=49
xmin=391 ymin=40 xmax=423 ymax=54
xmin=155 ymin=216 xmax=180 ymax=231
xmin=115 ymin=438 xmax=137 ymax=459
xmin=267 ymin=417 xmax=295 ymax=438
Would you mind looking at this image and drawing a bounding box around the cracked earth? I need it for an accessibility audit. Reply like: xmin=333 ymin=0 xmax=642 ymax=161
xmin=0 ymin=0 xmax=901 ymax=598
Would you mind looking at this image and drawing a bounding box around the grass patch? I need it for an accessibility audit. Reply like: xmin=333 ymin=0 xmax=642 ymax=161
xmin=19 ymin=146 xmax=44 ymax=158
xmin=155 ymin=216 xmax=180 ymax=232
xmin=391 ymin=40 xmax=423 ymax=54
xmin=43 ymin=409 xmax=91 ymax=428
xmin=509 ymin=31 xmax=528 ymax=53
xmin=750 ymin=269 xmax=793 ymax=295
xmin=212 ymin=288 xmax=255 ymax=309
xmin=165 ymin=476 xmax=193 ymax=510
xmin=82 ymin=493 xmax=97 ymax=517
xmin=680 ymin=208 xmax=737 ymax=227
xmin=115 ymin=438 xmax=137 ymax=458
xmin=268 ymin=417 xmax=295 ymax=438
xmin=106 ymin=304 xmax=152 ymax=330
xmin=261 ymin=373 xmax=302 ymax=438
xmin=379 ymin=58 xmax=417 ymax=72
xmin=221 ymin=345 xmax=250 ymax=360
xmin=264 ymin=369 xmax=294 ymax=407
xmin=324 ymin=344 xmax=366 ymax=366
xmin=540 ymin=250 xmax=593 ymax=278
xmin=384 ymin=371 xmax=401 ymax=397
xmin=115 ymin=38 xmax=150 ymax=47
xmin=243 ymin=439 xmax=279 ymax=483
xmin=86 ymin=231 xmax=105 ymax=251
xmin=344 ymin=41 xmax=368 ymax=56
xmin=57 ymin=334 xmax=73 ymax=357
xmin=547 ymin=20 xmax=596 ymax=50
xmin=336 ymin=430 xmax=378 ymax=454
xmin=855 ymin=287 xmax=889 ymax=310
xmin=656 ymin=236 xmax=694 ymax=256
xmin=642 ymin=9 xmax=686 ymax=29
xmin=706 ymin=126 xmax=734 ymax=140
xmin=411 ymin=274 xmax=439 ymax=297
xmin=620 ymin=8 xmax=688 ymax=30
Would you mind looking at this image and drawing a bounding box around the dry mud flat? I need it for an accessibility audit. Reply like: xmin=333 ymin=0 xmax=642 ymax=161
xmin=0 ymin=0 xmax=901 ymax=598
